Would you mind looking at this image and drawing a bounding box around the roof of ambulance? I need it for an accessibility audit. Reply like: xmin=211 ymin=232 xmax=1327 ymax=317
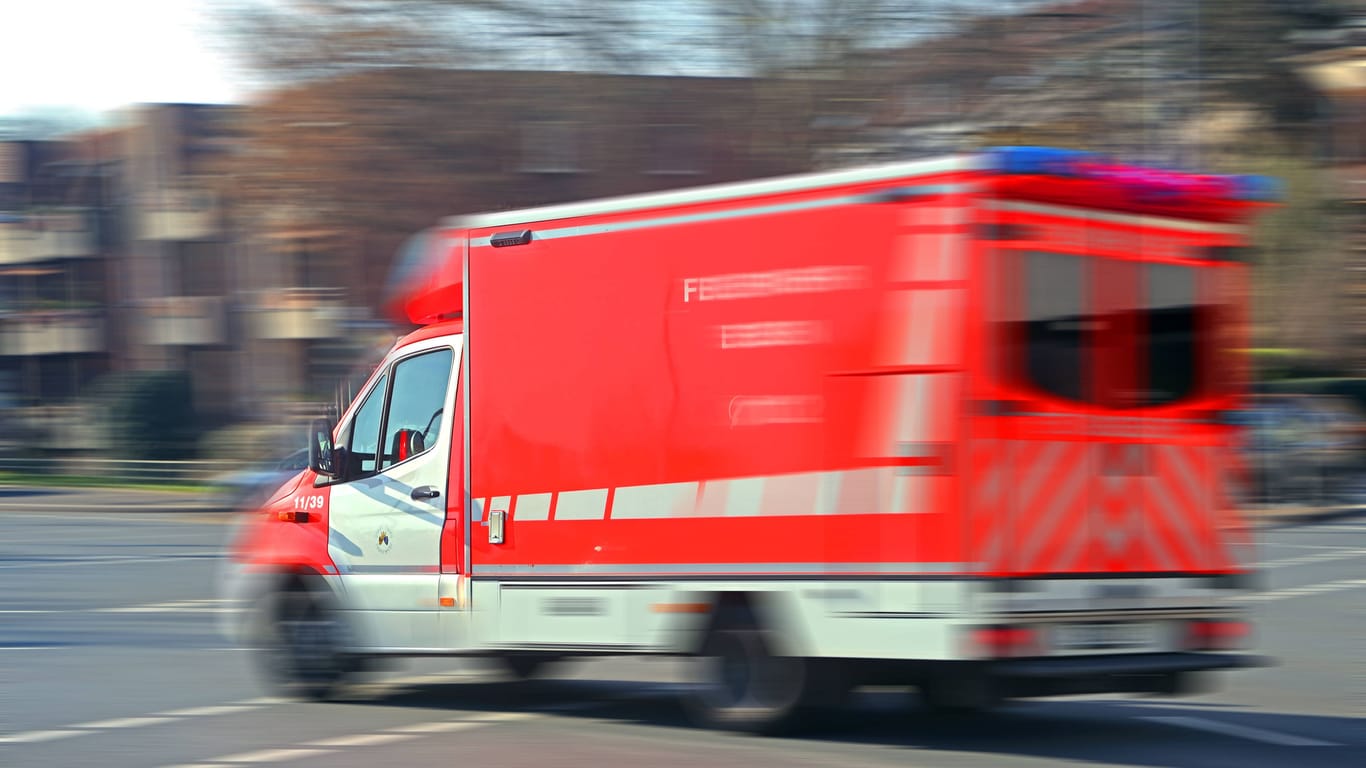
xmin=442 ymin=153 xmax=984 ymax=230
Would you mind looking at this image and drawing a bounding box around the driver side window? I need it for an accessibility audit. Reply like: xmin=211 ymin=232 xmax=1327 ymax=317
xmin=345 ymin=373 xmax=387 ymax=479
xmin=379 ymin=348 xmax=453 ymax=470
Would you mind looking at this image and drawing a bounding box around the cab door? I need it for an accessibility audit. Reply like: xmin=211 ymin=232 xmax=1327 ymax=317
xmin=326 ymin=337 xmax=460 ymax=626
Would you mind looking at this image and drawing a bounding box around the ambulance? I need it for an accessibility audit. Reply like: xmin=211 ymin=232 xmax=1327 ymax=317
xmin=222 ymin=147 xmax=1274 ymax=732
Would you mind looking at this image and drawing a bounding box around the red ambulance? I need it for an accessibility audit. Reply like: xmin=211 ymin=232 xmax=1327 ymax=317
xmin=223 ymin=147 xmax=1274 ymax=732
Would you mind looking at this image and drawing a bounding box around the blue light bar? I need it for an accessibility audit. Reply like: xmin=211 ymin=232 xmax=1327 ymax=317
xmin=984 ymin=146 xmax=1281 ymax=203
xmin=1226 ymin=174 xmax=1281 ymax=203
xmin=985 ymin=146 xmax=1096 ymax=176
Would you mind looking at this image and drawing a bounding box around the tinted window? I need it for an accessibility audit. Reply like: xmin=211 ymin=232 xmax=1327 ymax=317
xmin=1146 ymin=264 xmax=1198 ymax=406
xmin=380 ymin=348 xmax=453 ymax=470
xmin=1008 ymin=253 xmax=1208 ymax=408
xmin=1025 ymin=251 xmax=1088 ymax=402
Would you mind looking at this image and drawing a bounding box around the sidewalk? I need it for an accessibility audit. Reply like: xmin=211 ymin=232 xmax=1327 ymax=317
xmin=1243 ymin=501 xmax=1366 ymax=528
xmin=0 ymin=484 xmax=229 ymax=513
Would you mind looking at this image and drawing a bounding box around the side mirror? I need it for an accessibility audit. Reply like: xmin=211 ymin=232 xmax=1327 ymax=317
xmin=393 ymin=428 xmax=425 ymax=463
xmin=309 ymin=418 xmax=338 ymax=478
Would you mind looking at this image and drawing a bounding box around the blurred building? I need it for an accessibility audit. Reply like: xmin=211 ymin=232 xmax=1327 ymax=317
xmin=0 ymin=134 xmax=114 ymax=451
xmin=0 ymin=70 xmax=858 ymax=449
xmin=1291 ymin=33 xmax=1366 ymax=371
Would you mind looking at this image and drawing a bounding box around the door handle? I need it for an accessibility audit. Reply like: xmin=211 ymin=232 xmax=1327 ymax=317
xmin=411 ymin=485 xmax=441 ymax=500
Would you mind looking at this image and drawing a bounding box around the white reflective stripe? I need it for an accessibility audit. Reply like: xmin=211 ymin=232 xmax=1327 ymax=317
xmin=894 ymin=375 xmax=932 ymax=446
xmin=554 ymin=488 xmax=609 ymax=520
xmin=892 ymin=231 xmax=967 ymax=284
xmin=834 ymin=467 xmax=891 ymax=514
xmin=514 ymin=493 xmax=552 ymax=521
xmin=611 ymin=481 xmax=699 ymax=519
xmin=891 ymin=474 xmax=928 ymax=514
xmin=815 ymin=472 xmax=842 ymax=516
xmin=876 ymin=290 xmax=964 ymax=367
xmin=520 ymin=466 xmax=943 ymax=523
xmin=759 ymin=472 xmax=821 ymax=516
xmin=489 ymin=496 xmax=511 ymax=518
xmin=698 ymin=476 xmax=763 ymax=517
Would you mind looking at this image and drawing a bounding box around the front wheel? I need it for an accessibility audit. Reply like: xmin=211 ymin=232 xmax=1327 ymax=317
xmin=248 ymin=583 xmax=360 ymax=701
xmin=683 ymin=626 xmax=810 ymax=734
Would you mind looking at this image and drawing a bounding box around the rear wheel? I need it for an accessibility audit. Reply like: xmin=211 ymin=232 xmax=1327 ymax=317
xmin=684 ymin=624 xmax=811 ymax=734
xmin=249 ymin=581 xmax=359 ymax=701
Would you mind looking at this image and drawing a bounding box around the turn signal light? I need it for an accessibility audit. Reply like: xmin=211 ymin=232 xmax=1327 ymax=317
xmin=278 ymin=510 xmax=310 ymax=523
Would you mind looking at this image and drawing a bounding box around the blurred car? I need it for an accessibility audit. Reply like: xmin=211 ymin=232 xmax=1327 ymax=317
xmin=212 ymin=448 xmax=309 ymax=511
xmin=1233 ymin=394 xmax=1366 ymax=504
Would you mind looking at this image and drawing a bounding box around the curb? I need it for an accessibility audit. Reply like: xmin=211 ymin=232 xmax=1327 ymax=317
xmin=1249 ymin=504 xmax=1366 ymax=529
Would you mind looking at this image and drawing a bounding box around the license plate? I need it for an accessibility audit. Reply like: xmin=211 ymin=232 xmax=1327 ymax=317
xmin=1053 ymin=622 xmax=1153 ymax=651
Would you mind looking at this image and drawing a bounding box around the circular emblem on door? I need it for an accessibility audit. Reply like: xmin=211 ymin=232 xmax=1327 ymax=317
xmin=376 ymin=528 xmax=392 ymax=553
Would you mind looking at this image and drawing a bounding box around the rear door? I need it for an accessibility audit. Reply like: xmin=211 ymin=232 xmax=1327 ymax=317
xmin=969 ymin=209 xmax=1248 ymax=577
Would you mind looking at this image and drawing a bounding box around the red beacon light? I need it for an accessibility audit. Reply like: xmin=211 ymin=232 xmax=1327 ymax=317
xmin=382 ymin=227 xmax=465 ymax=327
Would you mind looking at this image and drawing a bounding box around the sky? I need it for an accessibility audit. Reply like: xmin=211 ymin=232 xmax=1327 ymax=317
xmin=0 ymin=0 xmax=242 ymax=118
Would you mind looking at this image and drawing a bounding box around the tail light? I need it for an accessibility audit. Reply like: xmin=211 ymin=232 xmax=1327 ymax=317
xmin=968 ymin=625 xmax=1039 ymax=658
xmin=1184 ymin=619 xmax=1249 ymax=650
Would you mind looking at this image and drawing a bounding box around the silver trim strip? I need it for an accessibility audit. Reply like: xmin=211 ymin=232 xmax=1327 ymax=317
xmin=468 ymin=193 xmax=867 ymax=247
xmin=471 ymin=561 xmax=969 ymax=576
xmin=983 ymin=200 xmax=1245 ymax=235
xmin=446 ymin=156 xmax=980 ymax=229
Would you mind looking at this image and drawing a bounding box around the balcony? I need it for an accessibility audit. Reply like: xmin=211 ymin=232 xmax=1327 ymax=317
xmin=249 ymin=287 xmax=347 ymax=340
xmin=0 ymin=309 xmax=104 ymax=356
xmin=0 ymin=211 xmax=98 ymax=264
xmin=137 ymin=185 xmax=219 ymax=241
xmin=141 ymin=295 xmax=227 ymax=346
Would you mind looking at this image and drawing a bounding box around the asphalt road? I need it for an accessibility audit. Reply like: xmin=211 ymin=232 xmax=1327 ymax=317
xmin=1 ymin=486 xmax=1363 ymax=768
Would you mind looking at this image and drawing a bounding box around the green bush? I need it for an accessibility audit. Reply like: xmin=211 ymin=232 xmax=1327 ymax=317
xmin=85 ymin=371 xmax=201 ymax=460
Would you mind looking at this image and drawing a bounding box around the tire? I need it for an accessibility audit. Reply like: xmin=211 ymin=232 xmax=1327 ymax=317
xmin=248 ymin=583 xmax=359 ymax=701
xmin=683 ymin=625 xmax=810 ymax=734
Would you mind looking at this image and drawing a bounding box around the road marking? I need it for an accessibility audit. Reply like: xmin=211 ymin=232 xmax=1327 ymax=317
xmin=0 ymin=729 xmax=81 ymax=744
xmin=213 ymin=747 xmax=333 ymax=764
xmin=385 ymin=721 xmax=486 ymax=734
xmin=1260 ymin=548 xmax=1366 ymax=569
xmin=160 ymin=714 xmax=524 ymax=767
xmin=1241 ymin=578 xmax=1366 ymax=603
xmin=0 ymin=511 xmax=231 ymax=524
xmin=0 ymin=554 xmax=220 ymax=570
xmin=1311 ymin=524 xmax=1366 ymax=533
xmin=0 ymin=598 xmax=241 ymax=615
xmin=1143 ymin=715 xmax=1340 ymax=747
xmin=99 ymin=598 xmax=241 ymax=614
xmin=156 ymin=704 xmax=258 ymax=718
xmin=0 ymin=697 xmax=279 ymax=745
xmin=304 ymin=732 xmax=418 ymax=748
xmin=74 ymin=716 xmax=180 ymax=730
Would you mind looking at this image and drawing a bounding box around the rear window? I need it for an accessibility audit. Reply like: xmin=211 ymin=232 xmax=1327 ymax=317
xmin=1009 ymin=251 xmax=1204 ymax=408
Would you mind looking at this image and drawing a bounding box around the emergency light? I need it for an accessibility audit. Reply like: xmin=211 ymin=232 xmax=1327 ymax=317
xmin=986 ymin=147 xmax=1281 ymax=203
